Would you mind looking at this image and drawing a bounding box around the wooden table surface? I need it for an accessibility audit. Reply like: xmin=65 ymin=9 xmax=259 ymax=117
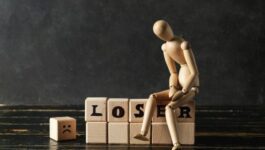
xmin=0 ymin=105 xmax=264 ymax=149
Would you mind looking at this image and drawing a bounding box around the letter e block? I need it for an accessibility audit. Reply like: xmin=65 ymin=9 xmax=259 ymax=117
xmin=152 ymin=100 xmax=170 ymax=122
xmin=108 ymin=98 xmax=128 ymax=122
xmin=86 ymin=122 xmax=107 ymax=144
xmin=49 ymin=117 xmax=76 ymax=141
xmin=108 ymin=123 xmax=129 ymax=144
xmin=129 ymin=99 xmax=147 ymax=123
xmin=151 ymin=122 xmax=171 ymax=144
xmin=85 ymin=97 xmax=107 ymax=122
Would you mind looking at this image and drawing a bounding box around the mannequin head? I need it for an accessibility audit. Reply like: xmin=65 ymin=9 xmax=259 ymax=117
xmin=153 ymin=20 xmax=174 ymax=41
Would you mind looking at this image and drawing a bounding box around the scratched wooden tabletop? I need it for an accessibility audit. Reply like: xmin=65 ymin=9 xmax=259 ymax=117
xmin=0 ymin=105 xmax=264 ymax=149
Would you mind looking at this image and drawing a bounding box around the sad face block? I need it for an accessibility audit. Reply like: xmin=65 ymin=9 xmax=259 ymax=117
xmin=107 ymin=98 xmax=129 ymax=122
xmin=49 ymin=117 xmax=76 ymax=141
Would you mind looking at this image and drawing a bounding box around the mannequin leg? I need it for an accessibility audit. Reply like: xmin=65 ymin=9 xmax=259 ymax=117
xmin=166 ymin=90 xmax=195 ymax=150
xmin=140 ymin=94 xmax=156 ymax=136
xmin=166 ymin=105 xmax=179 ymax=146
xmin=134 ymin=89 xmax=169 ymax=141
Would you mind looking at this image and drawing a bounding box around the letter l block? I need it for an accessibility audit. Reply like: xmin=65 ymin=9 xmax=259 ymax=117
xmin=85 ymin=97 xmax=107 ymax=122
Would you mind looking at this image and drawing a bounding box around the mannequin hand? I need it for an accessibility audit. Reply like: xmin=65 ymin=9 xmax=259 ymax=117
xmin=167 ymin=101 xmax=176 ymax=108
xmin=171 ymin=90 xmax=184 ymax=102
xmin=182 ymin=88 xmax=188 ymax=94
xmin=169 ymin=86 xmax=177 ymax=99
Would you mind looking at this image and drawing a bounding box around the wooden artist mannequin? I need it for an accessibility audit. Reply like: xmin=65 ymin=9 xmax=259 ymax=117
xmin=134 ymin=20 xmax=199 ymax=150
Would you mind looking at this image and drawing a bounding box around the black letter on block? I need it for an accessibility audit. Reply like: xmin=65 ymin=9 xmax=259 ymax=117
xmin=134 ymin=104 xmax=144 ymax=117
xmin=157 ymin=105 xmax=165 ymax=117
xmin=178 ymin=106 xmax=191 ymax=118
xmin=91 ymin=105 xmax=102 ymax=116
xmin=112 ymin=106 xmax=125 ymax=118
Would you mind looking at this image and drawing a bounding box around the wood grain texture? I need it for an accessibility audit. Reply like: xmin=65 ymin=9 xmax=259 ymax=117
xmin=177 ymin=122 xmax=195 ymax=145
xmin=151 ymin=122 xmax=171 ymax=144
xmin=86 ymin=122 xmax=107 ymax=144
xmin=0 ymin=105 xmax=264 ymax=149
xmin=108 ymin=122 xmax=129 ymax=144
xmin=129 ymin=123 xmax=151 ymax=144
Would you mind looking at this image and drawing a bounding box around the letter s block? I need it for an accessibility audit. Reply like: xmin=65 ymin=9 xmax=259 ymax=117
xmin=85 ymin=97 xmax=107 ymax=122
xmin=108 ymin=98 xmax=128 ymax=122
xmin=129 ymin=99 xmax=147 ymax=123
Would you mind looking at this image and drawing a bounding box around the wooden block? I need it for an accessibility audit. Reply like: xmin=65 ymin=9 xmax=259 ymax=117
xmin=85 ymin=97 xmax=107 ymax=122
xmin=107 ymin=98 xmax=129 ymax=122
xmin=129 ymin=99 xmax=147 ymax=123
xmin=86 ymin=122 xmax=107 ymax=144
xmin=175 ymin=100 xmax=195 ymax=122
xmin=108 ymin=122 xmax=129 ymax=144
xmin=129 ymin=123 xmax=151 ymax=144
xmin=153 ymin=100 xmax=195 ymax=123
xmin=151 ymin=122 xmax=171 ymax=144
xmin=152 ymin=100 xmax=170 ymax=122
xmin=49 ymin=116 xmax=76 ymax=141
xmin=176 ymin=123 xmax=195 ymax=145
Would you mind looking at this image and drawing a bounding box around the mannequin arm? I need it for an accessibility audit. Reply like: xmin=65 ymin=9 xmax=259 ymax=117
xmin=181 ymin=41 xmax=198 ymax=93
xmin=163 ymin=51 xmax=178 ymax=98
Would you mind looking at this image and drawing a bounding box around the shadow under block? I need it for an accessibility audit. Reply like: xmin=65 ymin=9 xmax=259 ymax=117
xmin=129 ymin=123 xmax=151 ymax=144
xmin=108 ymin=98 xmax=129 ymax=122
xmin=177 ymin=122 xmax=195 ymax=145
xmin=85 ymin=97 xmax=107 ymax=122
xmin=108 ymin=122 xmax=129 ymax=144
xmin=151 ymin=122 xmax=171 ymax=144
xmin=86 ymin=122 xmax=107 ymax=144
xmin=129 ymin=99 xmax=147 ymax=123
xmin=49 ymin=117 xmax=76 ymax=141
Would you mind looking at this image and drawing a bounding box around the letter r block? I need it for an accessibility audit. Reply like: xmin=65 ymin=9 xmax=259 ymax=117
xmin=175 ymin=100 xmax=195 ymax=122
xmin=108 ymin=98 xmax=129 ymax=122
xmin=129 ymin=99 xmax=147 ymax=123
xmin=85 ymin=97 xmax=107 ymax=122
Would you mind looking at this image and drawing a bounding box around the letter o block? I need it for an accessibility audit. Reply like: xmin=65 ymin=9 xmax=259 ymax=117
xmin=108 ymin=98 xmax=128 ymax=122
xmin=85 ymin=97 xmax=107 ymax=122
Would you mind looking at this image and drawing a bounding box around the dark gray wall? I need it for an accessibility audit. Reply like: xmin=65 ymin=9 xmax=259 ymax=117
xmin=0 ymin=0 xmax=264 ymax=105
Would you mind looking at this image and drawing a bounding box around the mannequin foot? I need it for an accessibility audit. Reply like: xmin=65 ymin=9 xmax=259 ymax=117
xmin=133 ymin=133 xmax=149 ymax=141
xmin=172 ymin=143 xmax=180 ymax=150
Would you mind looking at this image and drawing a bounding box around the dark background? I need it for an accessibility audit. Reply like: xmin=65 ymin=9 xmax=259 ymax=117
xmin=0 ymin=0 xmax=264 ymax=105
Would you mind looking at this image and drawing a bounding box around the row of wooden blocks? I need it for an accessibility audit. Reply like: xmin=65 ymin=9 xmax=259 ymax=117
xmin=85 ymin=97 xmax=195 ymax=145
